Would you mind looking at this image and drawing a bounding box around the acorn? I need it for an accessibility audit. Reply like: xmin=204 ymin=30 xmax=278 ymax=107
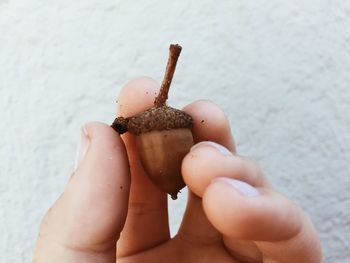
xmin=111 ymin=44 xmax=193 ymax=200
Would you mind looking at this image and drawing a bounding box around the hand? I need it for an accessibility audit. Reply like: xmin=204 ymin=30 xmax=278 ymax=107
xmin=33 ymin=77 xmax=322 ymax=263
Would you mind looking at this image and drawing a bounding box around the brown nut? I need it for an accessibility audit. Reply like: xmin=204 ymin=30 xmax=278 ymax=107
xmin=137 ymin=129 xmax=193 ymax=199
xmin=111 ymin=44 xmax=193 ymax=199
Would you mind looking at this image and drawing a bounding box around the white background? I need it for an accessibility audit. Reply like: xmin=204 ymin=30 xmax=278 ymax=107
xmin=1 ymin=1 xmax=349 ymax=262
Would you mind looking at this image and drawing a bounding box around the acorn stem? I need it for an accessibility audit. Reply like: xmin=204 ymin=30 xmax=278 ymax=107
xmin=111 ymin=116 xmax=129 ymax=134
xmin=154 ymin=44 xmax=182 ymax=108
xmin=111 ymin=44 xmax=183 ymax=134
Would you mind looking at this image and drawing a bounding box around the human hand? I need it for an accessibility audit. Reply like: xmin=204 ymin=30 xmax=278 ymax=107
xmin=33 ymin=77 xmax=322 ymax=263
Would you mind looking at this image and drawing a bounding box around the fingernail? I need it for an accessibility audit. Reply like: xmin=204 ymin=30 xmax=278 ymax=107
xmin=191 ymin=141 xmax=232 ymax=156
xmin=214 ymin=178 xmax=259 ymax=197
xmin=74 ymin=126 xmax=90 ymax=170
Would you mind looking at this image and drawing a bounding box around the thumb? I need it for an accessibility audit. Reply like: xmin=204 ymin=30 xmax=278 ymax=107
xmin=33 ymin=122 xmax=130 ymax=263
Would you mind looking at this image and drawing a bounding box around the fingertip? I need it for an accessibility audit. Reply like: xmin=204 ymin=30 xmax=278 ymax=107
xmin=212 ymin=177 xmax=260 ymax=197
xmin=73 ymin=122 xmax=131 ymax=203
xmin=76 ymin=121 xmax=130 ymax=181
xmin=182 ymin=141 xmax=263 ymax=198
xmin=182 ymin=141 xmax=234 ymax=197
xmin=41 ymin=122 xmax=131 ymax=254
xmin=84 ymin=121 xmax=123 ymax=144
xmin=202 ymin=179 xmax=302 ymax=241
xmin=202 ymin=179 xmax=256 ymax=238
xmin=183 ymin=100 xmax=235 ymax=151
xmin=117 ymin=77 xmax=159 ymax=116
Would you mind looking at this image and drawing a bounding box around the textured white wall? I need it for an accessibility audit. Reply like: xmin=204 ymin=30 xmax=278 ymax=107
xmin=1 ymin=0 xmax=349 ymax=262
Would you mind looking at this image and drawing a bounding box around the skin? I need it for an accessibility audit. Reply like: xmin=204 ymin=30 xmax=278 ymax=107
xmin=33 ymin=77 xmax=322 ymax=263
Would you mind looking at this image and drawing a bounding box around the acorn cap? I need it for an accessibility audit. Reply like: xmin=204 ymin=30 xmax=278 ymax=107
xmin=112 ymin=106 xmax=192 ymax=135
